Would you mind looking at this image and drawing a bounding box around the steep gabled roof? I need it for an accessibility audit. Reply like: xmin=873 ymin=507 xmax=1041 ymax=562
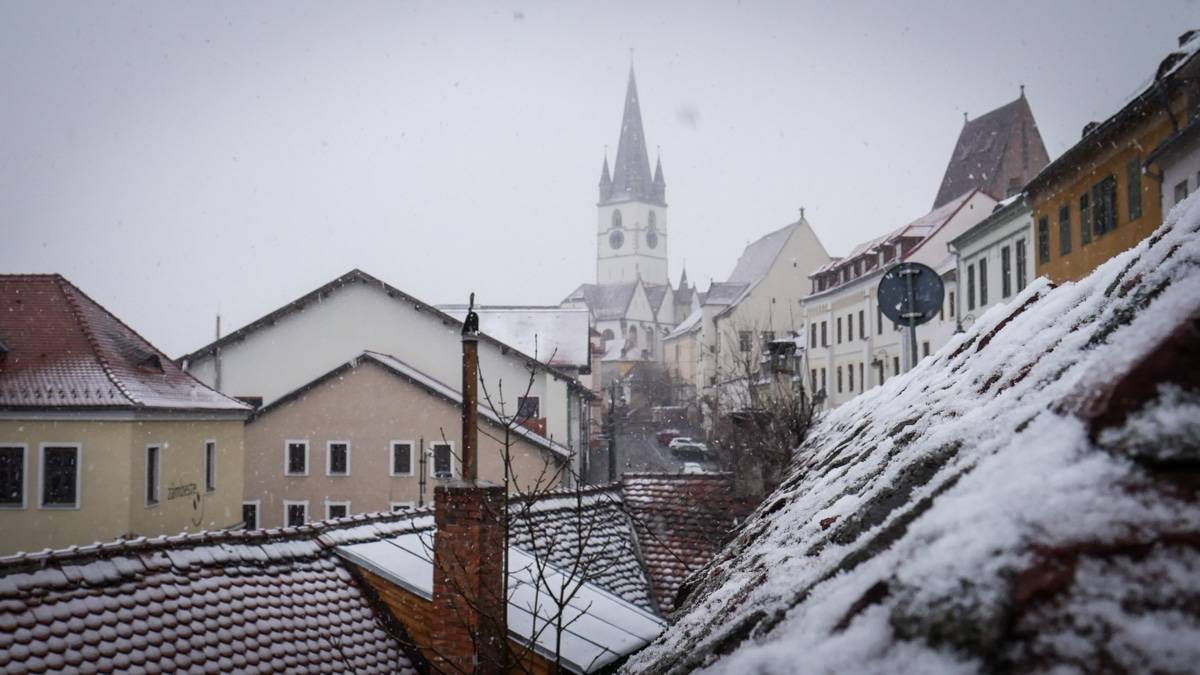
xmin=627 ymin=197 xmax=1200 ymax=673
xmin=643 ymin=283 xmax=670 ymax=313
xmin=0 ymin=274 xmax=249 ymax=413
xmin=726 ymin=224 xmax=794 ymax=285
xmin=564 ymin=281 xmax=641 ymax=321
xmin=701 ymin=282 xmax=750 ymax=307
xmin=934 ymin=93 xmax=1050 ymax=208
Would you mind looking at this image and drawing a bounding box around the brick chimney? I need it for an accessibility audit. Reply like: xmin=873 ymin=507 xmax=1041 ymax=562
xmin=431 ymin=481 xmax=507 ymax=673
xmin=429 ymin=294 xmax=508 ymax=673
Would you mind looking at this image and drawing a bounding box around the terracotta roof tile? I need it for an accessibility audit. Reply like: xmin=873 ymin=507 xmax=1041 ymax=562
xmin=621 ymin=474 xmax=738 ymax=612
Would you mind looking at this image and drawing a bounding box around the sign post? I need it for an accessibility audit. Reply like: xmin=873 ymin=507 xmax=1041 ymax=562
xmin=877 ymin=262 xmax=944 ymax=372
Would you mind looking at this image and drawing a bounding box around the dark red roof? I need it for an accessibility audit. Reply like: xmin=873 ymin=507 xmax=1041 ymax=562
xmin=0 ymin=513 xmax=424 ymax=674
xmin=621 ymin=473 xmax=738 ymax=612
xmin=0 ymin=275 xmax=248 ymax=412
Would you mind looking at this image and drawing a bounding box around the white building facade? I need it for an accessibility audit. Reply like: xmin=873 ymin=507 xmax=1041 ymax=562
xmin=949 ymin=195 xmax=1035 ymax=332
xmin=801 ymin=190 xmax=997 ymax=408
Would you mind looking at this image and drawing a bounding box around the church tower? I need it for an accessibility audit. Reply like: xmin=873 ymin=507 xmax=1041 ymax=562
xmin=597 ymin=66 xmax=669 ymax=285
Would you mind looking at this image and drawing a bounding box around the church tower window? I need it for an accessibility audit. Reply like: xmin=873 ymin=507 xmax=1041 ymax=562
xmin=612 ymin=209 xmax=623 ymax=229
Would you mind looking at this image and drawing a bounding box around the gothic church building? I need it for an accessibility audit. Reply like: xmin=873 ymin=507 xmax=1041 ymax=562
xmin=562 ymin=67 xmax=696 ymax=373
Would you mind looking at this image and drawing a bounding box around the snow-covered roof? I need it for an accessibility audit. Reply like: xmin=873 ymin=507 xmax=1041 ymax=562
xmin=664 ymin=308 xmax=703 ymax=340
xmin=0 ymin=275 xmax=250 ymax=414
xmin=337 ymin=530 xmax=666 ymax=673
xmin=626 ymin=195 xmax=1200 ymax=673
xmin=437 ymin=305 xmax=591 ymax=370
xmin=563 ymin=282 xmax=641 ymax=321
xmin=0 ymin=511 xmax=426 ymax=674
xmin=702 ymin=282 xmax=750 ymax=307
xmin=727 ymin=224 xmax=794 ymax=285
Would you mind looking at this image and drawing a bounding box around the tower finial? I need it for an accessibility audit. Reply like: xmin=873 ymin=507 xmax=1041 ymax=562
xmin=963 ymin=111 xmax=968 ymax=124
xmin=1019 ymin=83 xmax=1025 ymax=98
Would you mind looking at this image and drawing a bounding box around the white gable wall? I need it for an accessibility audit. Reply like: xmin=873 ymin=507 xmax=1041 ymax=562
xmin=184 ymin=279 xmax=579 ymax=451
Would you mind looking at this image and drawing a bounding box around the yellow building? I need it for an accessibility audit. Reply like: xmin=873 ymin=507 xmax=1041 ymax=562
xmin=0 ymin=275 xmax=250 ymax=556
xmin=1029 ymin=31 xmax=1200 ymax=283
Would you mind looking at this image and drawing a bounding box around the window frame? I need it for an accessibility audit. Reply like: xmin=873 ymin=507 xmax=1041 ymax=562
xmin=1037 ymin=216 xmax=1050 ymax=264
xmin=284 ymin=440 xmax=310 ymax=476
xmin=204 ymin=439 xmax=217 ymax=493
xmin=430 ymin=441 xmax=456 ymax=479
xmin=979 ymin=257 xmax=989 ymax=306
xmin=517 ymin=396 xmax=540 ymax=420
xmin=325 ymin=440 xmax=352 ymax=477
xmin=242 ymin=500 xmax=260 ymax=530
xmin=738 ymin=331 xmax=752 ymax=353
xmin=39 ymin=443 xmax=81 ymax=510
xmin=1000 ymin=246 xmax=1012 ymax=299
xmin=1127 ymin=157 xmax=1142 ymax=222
xmin=145 ymin=444 xmax=161 ymax=507
xmin=1015 ymin=239 xmax=1028 ymax=291
xmin=325 ymin=500 xmax=351 ymax=520
xmin=1080 ymin=192 xmax=1092 ymax=245
xmin=0 ymin=443 xmax=29 ymax=509
xmin=390 ymin=501 xmax=416 ymax=513
xmin=283 ymin=500 xmax=309 ymax=528
xmin=1058 ymin=204 xmax=1072 ymax=256
xmin=967 ymin=264 xmax=976 ymax=311
xmin=390 ymin=440 xmax=415 ymax=476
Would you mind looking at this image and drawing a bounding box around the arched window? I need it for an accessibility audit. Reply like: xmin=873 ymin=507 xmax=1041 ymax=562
xmin=602 ymin=329 xmax=615 ymax=342
xmin=612 ymin=209 xmax=623 ymax=229
xmin=628 ymin=325 xmax=638 ymax=347
xmin=647 ymin=211 xmax=656 ymax=228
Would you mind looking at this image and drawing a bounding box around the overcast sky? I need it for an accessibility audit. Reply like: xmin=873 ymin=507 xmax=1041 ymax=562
xmin=2 ymin=1 xmax=1196 ymax=355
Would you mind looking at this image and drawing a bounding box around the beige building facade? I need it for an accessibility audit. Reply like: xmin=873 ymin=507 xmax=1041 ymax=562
xmin=242 ymin=352 xmax=568 ymax=529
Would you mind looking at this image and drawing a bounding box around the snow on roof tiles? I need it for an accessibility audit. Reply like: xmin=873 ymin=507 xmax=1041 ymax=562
xmin=437 ymin=305 xmax=591 ymax=369
xmin=625 ymin=195 xmax=1200 ymax=673
xmin=0 ymin=275 xmax=249 ymax=413
xmin=621 ymin=474 xmax=740 ymax=613
xmin=0 ymin=511 xmax=426 ymax=674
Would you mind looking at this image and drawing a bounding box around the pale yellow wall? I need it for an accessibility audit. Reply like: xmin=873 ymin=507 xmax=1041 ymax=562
xmin=0 ymin=417 xmax=244 ymax=556
xmin=244 ymin=360 xmax=566 ymax=529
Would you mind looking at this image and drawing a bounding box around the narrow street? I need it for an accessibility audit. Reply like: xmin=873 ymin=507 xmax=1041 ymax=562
xmin=585 ymin=420 xmax=721 ymax=485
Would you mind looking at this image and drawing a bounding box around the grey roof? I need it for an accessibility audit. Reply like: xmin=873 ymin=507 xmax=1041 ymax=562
xmin=644 ymin=283 xmax=670 ymax=313
xmin=603 ymin=67 xmax=662 ymax=205
xmin=702 ymin=282 xmax=750 ymax=307
xmin=933 ymin=94 xmax=1048 ymax=208
xmin=565 ymin=282 xmax=640 ymax=321
xmin=726 ymin=224 xmax=793 ymax=284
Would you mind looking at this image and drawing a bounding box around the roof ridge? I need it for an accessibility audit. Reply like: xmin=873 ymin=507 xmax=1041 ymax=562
xmin=53 ymin=275 xmax=138 ymax=406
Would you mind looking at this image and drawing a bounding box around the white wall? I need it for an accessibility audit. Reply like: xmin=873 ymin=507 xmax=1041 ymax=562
xmin=957 ymin=206 xmax=1034 ymax=331
xmin=185 ymin=280 xmax=580 ymax=450
xmin=1162 ymin=135 xmax=1200 ymax=215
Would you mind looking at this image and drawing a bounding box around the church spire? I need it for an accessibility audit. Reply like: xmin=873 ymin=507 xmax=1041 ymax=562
xmin=652 ymin=152 xmax=666 ymax=203
xmin=606 ymin=65 xmax=656 ymax=204
xmin=599 ymin=154 xmax=612 ymax=201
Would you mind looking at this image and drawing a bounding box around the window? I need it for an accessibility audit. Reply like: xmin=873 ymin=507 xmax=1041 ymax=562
xmin=821 ymin=322 xmax=828 ymax=347
xmin=40 ymin=445 xmax=79 ymax=508
xmin=327 ymin=442 xmax=350 ymax=476
xmin=284 ymin=501 xmax=308 ymax=527
xmin=390 ymin=502 xmax=415 ymax=513
xmin=858 ymin=311 xmax=864 ymax=338
xmin=847 ymin=314 xmax=854 ymax=342
xmin=432 ymin=443 xmax=454 ymax=479
xmin=967 ymin=264 xmax=976 ymax=311
xmin=979 ymin=258 xmax=989 ymax=306
xmin=0 ymin=445 xmax=26 ymax=508
xmin=1092 ymin=175 xmax=1117 ymax=236
xmin=611 ymin=209 xmax=622 ymax=228
xmin=204 ymin=441 xmax=216 ymax=493
xmin=949 ymin=291 xmax=955 ymax=318
xmin=1080 ymin=193 xmax=1092 ymax=245
xmin=922 ymin=341 xmax=931 ymax=357
xmin=811 ymin=369 xmax=817 ymax=390
xmin=518 ymin=396 xmax=540 ymax=419
xmin=836 ymin=318 xmax=843 ymax=344
xmin=859 ymin=363 xmax=864 ymax=390
xmin=391 ymin=441 xmax=414 ymax=476
xmin=820 ymin=368 xmax=827 ymax=390
xmin=145 ymin=445 xmax=160 ymax=506
xmin=893 ymin=356 xmax=900 ymax=374
xmin=285 ymin=441 xmax=308 ymax=475
xmin=1058 ymin=204 xmax=1072 ymax=255
xmin=1175 ymin=180 xmax=1190 ymax=206
xmin=847 ymin=364 xmax=854 ymax=391
xmin=1037 ymin=217 xmax=1050 ymax=264
xmin=876 ymin=305 xmax=883 ymax=334
xmin=242 ymin=501 xmax=259 ymax=529
xmin=836 ymin=366 xmax=843 ymax=393
xmin=1016 ymin=240 xmax=1028 ymax=291
xmin=602 ymin=328 xmax=614 ymax=341
xmin=1000 ymin=246 xmax=1012 ymax=299
xmin=326 ymin=501 xmax=350 ymax=520
xmin=810 ymin=324 xmax=817 ymax=348
xmin=762 ymin=330 xmax=775 ymax=344
xmin=738 ymin=331 xmax=752 ymax=352
xmin=1127 ymin=157 xmax=1142 ymax=221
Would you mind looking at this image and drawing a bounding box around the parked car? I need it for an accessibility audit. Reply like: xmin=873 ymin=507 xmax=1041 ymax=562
xmin=681 ymin=462 xmax=705 ymax=475
xmin=667 ymin=436 xmax=695 ymax=450
xmin=656 ymin=428 xmax=684 ymax=446
xmin=670 ymin=439 xmax=710 ymax=457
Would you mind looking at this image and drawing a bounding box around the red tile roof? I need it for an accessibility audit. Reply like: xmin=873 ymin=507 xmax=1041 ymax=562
xmin=0 ymin=275 xmax=248 ymax=412
xmin=621 ymin=473 xmax=739 ymax=612
xmin=0 ymin=512 xmax=426 ymax=674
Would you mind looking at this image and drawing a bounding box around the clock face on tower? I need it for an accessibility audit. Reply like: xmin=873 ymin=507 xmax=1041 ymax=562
xmin=646 ymin=224 xmax=658 ymax=249
xmin=609 ymin=229 xmax=625 ymax=249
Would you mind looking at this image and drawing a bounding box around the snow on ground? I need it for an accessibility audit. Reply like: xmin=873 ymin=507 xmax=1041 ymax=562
xmin=625 ymin=194 xmax=1200 ymax=674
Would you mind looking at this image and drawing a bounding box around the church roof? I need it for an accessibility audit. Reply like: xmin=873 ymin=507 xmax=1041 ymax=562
xmin=933 ymin=94 xmax=1048 ymax=208
xmin=603 ymin=67 xmax=660 ymax=205
xmin=644 ymin=284 xmax=670 ymax=313
xmin=726 ymin=223 xmax=794 ymax=285
xmin=564 ymin=282 xmax=640 ymax=321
